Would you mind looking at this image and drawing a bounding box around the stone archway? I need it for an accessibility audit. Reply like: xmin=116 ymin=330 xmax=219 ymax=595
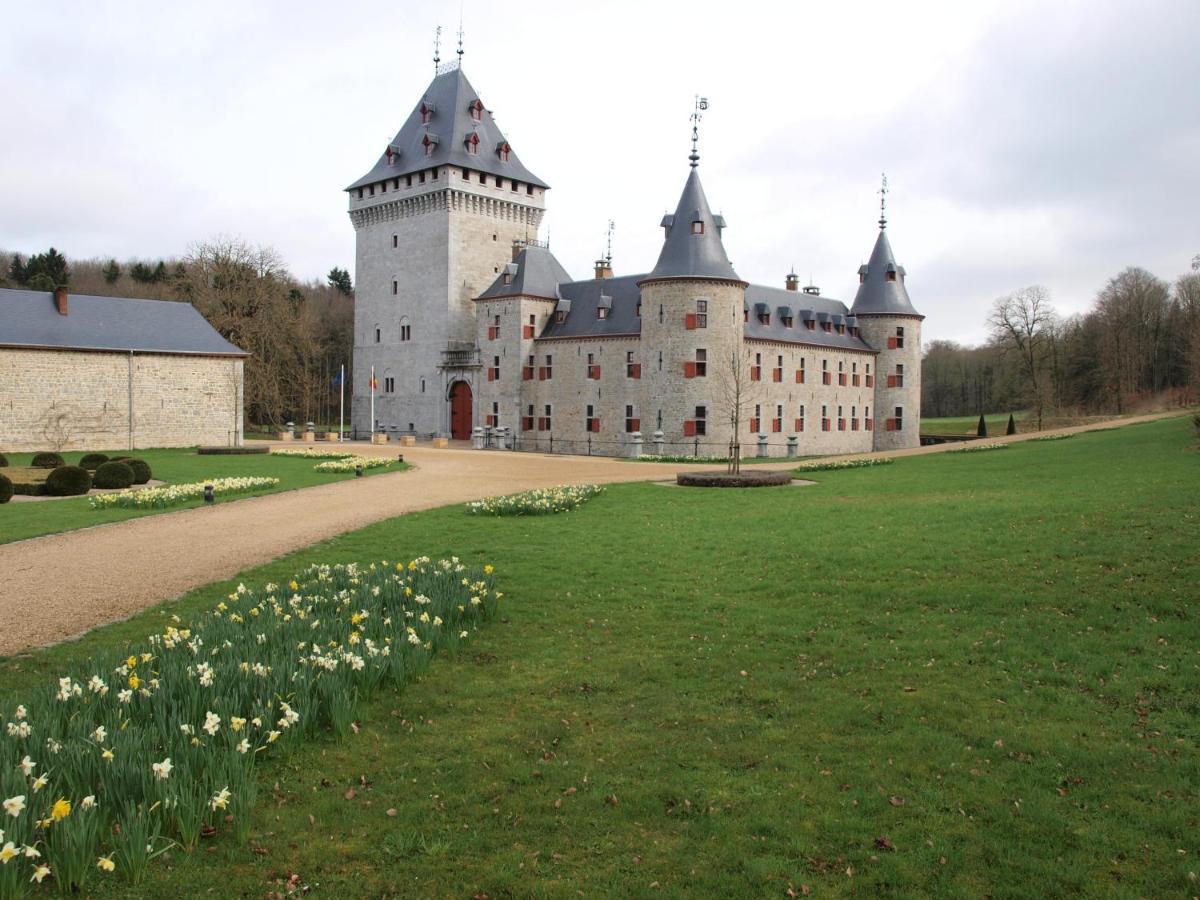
xmin=448 ymin=380 xmax=473 ymax=440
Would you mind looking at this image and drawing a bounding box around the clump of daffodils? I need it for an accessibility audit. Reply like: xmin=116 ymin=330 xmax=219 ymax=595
xmin=796 ymin=457 xmax=895 ymax=472
xmin=466 ymin=485 xmax=603 ymax=517
xmin=0 ymin=556 xmax=499 ymax=895
xmin=312 ymin=456 xmax=392 ymax=473
xmin=951 ymin=442 xmax=1009 ymax=453
xmin=89 ymin=476 xmax=280 ymax=510
xmin=272 ymin=448 xmax=357 ymax=459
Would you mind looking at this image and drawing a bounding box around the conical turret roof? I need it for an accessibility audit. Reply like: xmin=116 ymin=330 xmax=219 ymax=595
xmin=346 ymin=65 xmax=547 ymax=192
xmin=644 ymin=169 xmax=740 ymax=282
xmin=850 ymin=230 xmax=920 ymax=316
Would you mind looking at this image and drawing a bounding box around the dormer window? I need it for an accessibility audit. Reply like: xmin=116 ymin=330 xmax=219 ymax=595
xmin=422 ymin=133 xmax=439 ymax=157
xmin=691 ymin=220 xmax=704 ymax=235
xmin=464 ymin=132 xmax=480 ymax=155
xmin=468 ymin=99 xmax=484 ymax=122
xmin=782 ymin=315 xmax=794 ymax=328
xmin=385 ymin=144 xmax=399 ymax=166
xmin=597 ymin=307 xmax=608 ymax=320
xmin=502 ymin=272 xmax=513 ymax=286
xmin=420 ymin=100 xmax=435 ymax=124
xmin=496 ymin=141 xmax=511 ymax=162
xmin=555 ymin=311 xmax=565 ymax=324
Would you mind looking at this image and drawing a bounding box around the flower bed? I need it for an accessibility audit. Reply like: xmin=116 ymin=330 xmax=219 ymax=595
xmin=88 ymin=477 xmax=280 ymax=510
xmin=466 ymin=485 xmax=603 ymax=516
xmin=796 ymin=458 xmax=895 ymax=472
xmin=312 ymin=456 xmax=392 ymax=473
xmin=950 ymin=442 xmax=1009 ymax=453
xmin=0 ymin=557 xmax=499 ymax=894
xmin=272 ymin=448 xmax=357 ymax=460
xmin=1030 ymin=433 xmax=1075 ymax=442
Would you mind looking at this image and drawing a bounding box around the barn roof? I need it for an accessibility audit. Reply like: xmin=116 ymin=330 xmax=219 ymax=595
xmin=0 ymin=288 xmax=246 ymax=356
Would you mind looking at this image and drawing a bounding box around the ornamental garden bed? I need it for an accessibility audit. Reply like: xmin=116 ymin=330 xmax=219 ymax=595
xmin=676 ymin=470 xmax=793 ymax=488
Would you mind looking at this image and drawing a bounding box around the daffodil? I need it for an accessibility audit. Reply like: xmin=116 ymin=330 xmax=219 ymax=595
xmin=50 ymin=798 xmax=71 ymax=822
xmin=202 ymin=711 xmax=221 ymax=736
xmin=210 ymin=787 xmax=231 ymax=811
xmin=0 ymin=841 xmax=17 ymax=863
xmin=80 ymin=795 xmax=96 ymax=810
xmin=100 ymin=748 xmax=114 ymax=762
xmin=18 ymin=756 xmax=34 ymax=777
xmin=126 ymin=655 xmax=138 ymax=669
xmin=152 ymin=758 xmax=172 ymax=780
xmin=92 ymin=725 xmax=107 ymax=743
xmin=128 ymin=674 xmax=140 ymax=690
xmin=30 ymin=776 xmax=47 ymax=793
xmin=30 ymin=864 xmax=51 ymax=883
xmin=97 ymin=855 xmax=115 ymax=872
xmin=4 ymin=796 xmax=26 ymax=818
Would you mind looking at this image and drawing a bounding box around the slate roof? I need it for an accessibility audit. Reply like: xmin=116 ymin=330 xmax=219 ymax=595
xmin=0 ymin=288 xmax=245 ymax=356
xmin=346 ymin=66 xmax=548 ymax=192
xmin=850 ymin=229 xmax=921 ymax=317
xmin=538 ymin=275 xmax=644 ymax=339
xmin=477 ymin=245 xmax=573 ymax=301
xmin=743 ymin=285 xmax=874 ymax=351
xmin=643 ymin=169 xmax=741 ymax=282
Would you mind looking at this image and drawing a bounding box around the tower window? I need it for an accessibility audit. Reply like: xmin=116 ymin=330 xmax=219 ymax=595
xmin=392 ymin=280 xmax=398 ymax=295
xmin=691 ymin=220 xmax=704 ymax=234
xmin=384 ymin=376 xmax=395 ymax=393
xmin=392 ymin=234 xmax=398 ymax=248
xmin=400 ymin=324 xmax=411 ymax=341
xmin=374 ymin=327 xmax=381 ymax=343
xmin=468 ymin=99 xmax=484 ymax=122
xmin=465 ymin=132 xmax=480 ymax=155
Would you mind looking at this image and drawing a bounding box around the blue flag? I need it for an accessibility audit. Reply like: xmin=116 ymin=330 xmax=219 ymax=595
xmin=331 ymin=370 xmax=343 ymax=387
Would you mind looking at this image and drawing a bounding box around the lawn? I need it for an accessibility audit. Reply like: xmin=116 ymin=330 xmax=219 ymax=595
xmin=0 ymin=448 xmax=407 ymax=545
xmin=1 ymin=417 xmax=1196 ymax=897
xmin=920 ymin=412 xmax=1026 ymax=435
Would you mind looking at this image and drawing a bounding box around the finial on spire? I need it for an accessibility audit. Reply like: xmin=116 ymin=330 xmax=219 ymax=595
xmin=605 ymin=219 xmax=615 ymax=264
xmin=433 ymin=25 xmax=442 ymax=74
xmin=456 ymin=7 xmax=464 ymax=59
xmin=878 ymin=172 xmax=889 ymax=230
xmin=689 ymin=95 xmax=708 ymax=168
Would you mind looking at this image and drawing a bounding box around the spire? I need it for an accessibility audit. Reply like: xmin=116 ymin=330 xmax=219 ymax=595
xmin=878 ymin=172 xmax=888 ymax=230
xmin=850 ymin=228 xmax=920 ymax=317
xmin=688 ymin=96 xmax=708 ymax=168
xmin=644 ymin=168 xmax=740 ymax=283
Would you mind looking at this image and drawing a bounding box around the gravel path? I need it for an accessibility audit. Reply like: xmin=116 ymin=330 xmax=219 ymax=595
xmin=0 ymin=411 xmax=1182 ymax=656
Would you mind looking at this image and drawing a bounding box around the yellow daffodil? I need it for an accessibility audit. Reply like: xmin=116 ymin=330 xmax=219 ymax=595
xmin=484 ymin=565 xmax=494 ymax=574
xmin=0 ymin=842 xmax=17 ymax=863
xmin=97 ymin=855 xmax=115 ymax=872
xmin=126 ymin=656 xmax=137 ymax=669
xmin=31 ymin=864 xmax=51 ymax=883
xmin=49 ymin=799 xmax=70 ymax=822
xmin=128 ymin=674 xmax=140 ymax=690
xmin=100 ymin=748 xmax=114 ymax=762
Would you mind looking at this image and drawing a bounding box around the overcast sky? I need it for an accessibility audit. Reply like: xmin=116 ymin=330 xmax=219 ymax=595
xmin=2 ymin=0 xmax=1197 ymax=344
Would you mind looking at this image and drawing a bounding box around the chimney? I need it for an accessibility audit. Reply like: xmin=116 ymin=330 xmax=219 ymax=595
xmin=594 ymin=258 xmax=613 ymax=280
xmin=511 ymin=239 xmax=527 ymax=262
xmin=54 ymin=286 xmax=68 ymax=316
xmin=785 ymin=272 xmax=800 ymax=292
xmin=803 ymin=283 xmax=821 ymax=296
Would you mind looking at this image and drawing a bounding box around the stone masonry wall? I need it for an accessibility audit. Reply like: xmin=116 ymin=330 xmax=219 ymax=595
xmin=857 ymin=314 xmax=923 ymax=450
xmin=0 ymin=349 xmax=243 ymax=451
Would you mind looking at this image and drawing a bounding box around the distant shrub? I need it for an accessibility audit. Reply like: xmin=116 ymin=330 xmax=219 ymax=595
xmin=0 ymin=452 xmax=8 ymax=467
xmin=44 ymin=465 xmax=93 ymax=496
xmin=0 ymin=473 xmax=12 ymax=504
xmin=1006 ymin=414 xmax=1017 ymax=436
xmin=976 ymin=414 xmax=988 ymax=437
xmin=123 ymin=457 xmax=153 ymax=484
xmin=79 ymin=453 xmax=110 ymax=470
xmin=93 ymin=460 xmax=135 ymax=489
xmin=31 ymin=451 xmax=65 ymax=469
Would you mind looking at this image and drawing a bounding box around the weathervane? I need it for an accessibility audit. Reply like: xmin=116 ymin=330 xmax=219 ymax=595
xmin=878 ymin=172 xmax=889 ymax=230
xmin=689 ymin=95 xmax=708 ymax=168
xmin=433 ymin=25 xmax=442 ymax=74
xmin=456 ymin=8 xmax=464 ymax=59
xmin=605 ymin=219 xmax=615 ymax=265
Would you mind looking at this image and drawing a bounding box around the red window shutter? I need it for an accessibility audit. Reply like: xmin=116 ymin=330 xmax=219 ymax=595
xmin=522 ymin=366 xmax=534 ymax=381
xmin=685 ymin=313 xmax=697 ymax=330
xmin=853 ymin=375 xmax=860 ymax=386
xmin=488 ymin=326 xmax=497 ymax=341
xmin=629 ymin=418 xmax=640 ymax=432
xmin=887 ymin=375 xmax=896 ymax=388
xmin=683 ymin=361 xmax=696 ymax=378
xmin=487 ymin=369 xmax=496 ymax=382
xmin=590 ymin=418 xmax=600 ymax=433
xmin=823 ymin=372 xmax=831 ymax=385
xmin=773 ymin=369 xmax=783 ymax=383
xmin=682 ymin=420 xmax=696 ymax=437
xmin=838 ymin=419 xmax=846 ymax=431
xmin=822 ymin=419 xmax=830 ymax=432
xmin=887 ymin=336 xmax=898 ymax=349
xmin=795 ymin=370 xmax=805 ymax=384
xmin=523 ymin=324 xmax=535 ymax=339
xmin=749 ymin=418 xmax=759 ymax=433
xmin=866 ymin=375 xmax=874 ymax=387
xmin=751 ymin=366 xmax=761 ymax=381
xmin=795 ymin=418 xmax=804 ymax=432
xmin=522 ymin=416 xmax=534 ymax=431
xmin=594 ymin=365 xmax=600 ymax=379
xmin=866 ymin=418 xmax=873 ymax=431
xmin=839 ymin=374 xmax=847 ymax=386
xmin=772 ymin=419 xmax=782 ymax=433
xmin=537 ymin=366 xmax=546 ymax=380
xmin=486 ymin=415 xmax=495 ymax=426
xmin=630 ymin=363 xmax=641 ymax=379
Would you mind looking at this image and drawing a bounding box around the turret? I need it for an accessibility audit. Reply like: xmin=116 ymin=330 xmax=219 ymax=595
xmin=850 ymin=181 xmax=922 ymax=450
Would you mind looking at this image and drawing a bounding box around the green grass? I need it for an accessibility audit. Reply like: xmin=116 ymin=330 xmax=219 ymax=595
xmin=1 ymin=417 xmax=1197 ymax=897
xmin=0 ymin=448 xmax=407 ymax=545
xmin=920 ymin=412 xmax=1025 ymax=435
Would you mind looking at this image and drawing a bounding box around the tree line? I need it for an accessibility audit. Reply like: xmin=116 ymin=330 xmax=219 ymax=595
xmin=922 ymin=259 xmax=1200 ymax=426
xmin=2 ymin=241 xmax=356 ymax=429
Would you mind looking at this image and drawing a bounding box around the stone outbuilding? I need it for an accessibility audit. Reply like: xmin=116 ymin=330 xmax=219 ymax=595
xmin=0 ymin=286 xmax=245 ymax=451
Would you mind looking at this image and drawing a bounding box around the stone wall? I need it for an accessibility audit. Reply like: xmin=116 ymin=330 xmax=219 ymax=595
xmin=0 ymin=348 xmax=243 ymax=451
xmin=857 ymin=314 xmax=923 ymax=450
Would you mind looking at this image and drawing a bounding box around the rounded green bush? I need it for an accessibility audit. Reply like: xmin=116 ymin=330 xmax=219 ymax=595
xmin=123 ymin=458 xmax=152 ymax=485
xmin=31 ymin=451 xmax=66 ymax=469
xmin=79 ymin=453 xmax=110 ymax=470
xmin=93 ymin=461 xmax=135 ymax=490
xmin=44 ymin=465 xmax=92 ymax=496
xmin=0 ymin=473 xmax=12 ymax=504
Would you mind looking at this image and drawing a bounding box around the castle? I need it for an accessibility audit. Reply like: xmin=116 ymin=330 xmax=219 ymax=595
xmin=348 ymin=61 xmax=922 ymax=456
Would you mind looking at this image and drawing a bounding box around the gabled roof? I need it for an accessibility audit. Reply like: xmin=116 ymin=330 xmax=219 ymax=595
xmin=346 ymin=65 xmax=548 ymax=192
xmin=850 ymin=230 xmax=921 ymax=317
xmin=643 ymin=169 xmax=741 ymax=283
xmin=0 ymin=288 xmax=245 ymax=356
xmin=477 ymin=245 xmax=573 ymax=301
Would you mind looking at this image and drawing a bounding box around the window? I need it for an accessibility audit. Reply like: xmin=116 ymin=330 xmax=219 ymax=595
xmin=400 ymin=324 xmax=411 ymax=341
xmin=522 ymin=404 xmax=535 ymax=432
xmin=487 ymin=355 xmax=500 ymax=382
xmin=773 ymin=404 xmax=783 ymax=433
xmin=418 ymin=171 xmax=425 ymax=183
xmin=822 ymin=320 xmax=832 ymax=333
xmin=851 ymin=406 xmax=859 ymax=431
xmin=659 ymin=304 xmax=664 ymax=324
xmin=773 ymin=354 xmax=783 ymax=383
xmin=406 ymin=174 xmax=413 ymax=187
xmin=887 ymin=327 xmax=906 ymax=349
xmin=750 ymin=404 xmax=761 ymax=434
xmin=479 ymin=172 xmax=487 ymax=184
xmin=636 ymin=299 xmax=642 ymax=318
xmin=420 ymin=378 xmax=425 ymax=393
xmin=796 ymin=404 xmax=806 ymax=433
xmin=369 ymin=184 xmax=375 ymax=196
xmin=374 ymin=326 xmax=381 ymax=343
xmin=587 ymin=352 xmax=600 ymax=380
xmin=502 ymin=270 xmax=513 ymax=286
xmin=468 ymin=99 xmax=483 ymax=122
xmin=822 ymin=359 xmax=831 ymax=385
xmin=865 ymin=405 xmax=873 ymax=431
xmin=523 ymin=314 xmax=536 ymax=339
xmin=539 ymin=354 xmax=553 ymax=380
xmin=487 ymin=314 xmax=500 ymax=341
xmin=838 ymin=360 xmax=847 ymax=386
xmin=523 ymin=353 xmax=535 ymax=381
xmin=758 ymin=308 xmax=770 ymax=326
xmin=585 ymin=404 xmax=599 ymax=433
xmin=691 ymin=219 xmax=704 ymax=234
xmin=626 ymin=351 xmax=641 ymax=379
xmin=392 ymin=234 xmax=398 ymax=248
xmin=751 ymin=352 xmax=762 ymax=381
xmin=384 ymin=376 xmax=395 ymax=393
xmin=555 ymin=310 xmax=565 ymax=324
xmin=805 ymin=317 xmax=816 ymax=331
xmin=597 ymin=306 xmax=609 ymax=320
xmin=356 ymin=188 xmax=363 ymax=200
xmin=683 ymin=405 xmax=707 ymax=437
xmin=888 ymin=364 xmax=905 ymax=388
xmin=796 ymin=357 xmax=806 ymax=384
xmin=658 ymin=350 xmax=663 ymax=372
xmin=422 ymin=135 xmax=436 ymax=157
xmin=487 ymin=401 xmax=499 ymax=428
xmin=420 ymin=101 xmax=433 ymax=124
xmin=686 ymin=298 xmax=708 ymax=329
xmin=852 ymin=361 xmax=860 ymax=387
xmin=685 ymin=348 xmax=707 ymax=379
xmin=838 ymin=405 xmax=846 ymax=431
xmin=625 ymin=405 xmax=640 ymax=433
xmin=380 ymin=181 xmax=387 ymax=193
xmin=465 ymin=133 xmax=479 ymax=155
xmin=821 ymin=405 xmax=830 ymax=432
xmin=538 ymin=404 xmax=552 ymax=431
xmin=392 ymin=280 xmax=398 ymax=295
xmin=866 ymin=363 xmax=874 ymax=388
xmin=894 ymin=406 xmax=903 ymax=431
xmin=782 ymin=315 xmax=794 ymax=328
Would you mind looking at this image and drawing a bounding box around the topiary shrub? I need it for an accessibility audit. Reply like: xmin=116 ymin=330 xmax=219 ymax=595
xmin=79 ymin=453 xmax=110 ymax=470
xmin=976 ymin=414 xmax=988 ymax=438
xmin=123 ymin=458 xmax=152 ymax=484
xmin=0 ymin=473 xmax=12 ymax=504
xmin=32 ymin=451 xmax=66 ymax=469
xmin=1006 ymin=414 xmax=1017 ymax=436
xmin=0 ymin=452 xmax=8 ymax=467
xmin=92 ymin=460 xmax=135 ymax=490
xmin=44 ymin=465 xmax=92 ymax=496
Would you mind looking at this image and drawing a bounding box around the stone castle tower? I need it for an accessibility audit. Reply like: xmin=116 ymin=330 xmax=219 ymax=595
xmin=346 ymin=61 xmax=547 ymax=436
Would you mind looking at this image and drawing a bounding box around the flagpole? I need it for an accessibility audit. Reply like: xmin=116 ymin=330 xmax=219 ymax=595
xmin=369 ymin=364 xmax=375 ymax=440
xmin=339 ymin=364 xmax=345 ymax=443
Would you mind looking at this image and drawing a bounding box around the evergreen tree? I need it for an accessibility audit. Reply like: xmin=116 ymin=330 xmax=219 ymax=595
xmin=1006 ymin=414 xmax=1017 ymax=435
xmin=130 ymin=262 xmax=155 ymax=283
xmin=327 ymin=266 xmax=353 ymax=296
xmin=976 ymin=414 xmax=987 ymax=437
xmin=26 ymin=272 xmax=56 ymax=292
xmin=152 ymin=260 xmax=168 ymax=283
xmin=8 ymin=254 xmax=26 ymax=285
xmin=21 ymin=247 xmax=69 ymax=287
xmin=102 ymin=259 xmax=121 ymax=283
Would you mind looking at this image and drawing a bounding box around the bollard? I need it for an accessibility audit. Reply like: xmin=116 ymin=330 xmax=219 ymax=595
xmin=355 ymin=463 xmax=363 ymax=478
xmin=652 ymin=430 xmax=665 ymax=456
xmin=786 ymin=435 xmax=798 ymax=457
xmin=757 ymin=433 xmax=769 ymax=458
xmin=628 ymin=431 xmax=643 ymax=459
xmin=203 ymin=484 xmax=215 ymax=503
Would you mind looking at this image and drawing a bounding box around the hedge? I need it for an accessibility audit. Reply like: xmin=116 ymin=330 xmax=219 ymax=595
xmin=0 ymin=472 xmax=12 ymax=504
xmin=79 ymin=452 xmax=110 ymax=470
xmin=31 ymin=451 xmax=66 ymax=469
xmin=93 ymin=460 xmax=135 ymax=489
xmin=44 ymin=465 xmax=93 ymax=496
xmin=123 ymin=457 xmax=153 ymax=484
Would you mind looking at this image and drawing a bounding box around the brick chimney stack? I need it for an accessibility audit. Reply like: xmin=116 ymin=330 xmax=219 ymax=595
xmin=785 ymin=272 xmax=800 ymax=292
xmin=594 ymin=258 xmax=613 ymax=280
xmin=54 ymin=286 xmax=68 ymax=316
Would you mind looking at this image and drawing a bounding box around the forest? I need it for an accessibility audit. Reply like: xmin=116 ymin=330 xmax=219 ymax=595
xmin=2 ymin=242 xmax=354 ymax=430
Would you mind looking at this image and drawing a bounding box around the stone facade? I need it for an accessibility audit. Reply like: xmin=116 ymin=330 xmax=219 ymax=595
xmin=0 ymin=348 xmax=244 ymax=451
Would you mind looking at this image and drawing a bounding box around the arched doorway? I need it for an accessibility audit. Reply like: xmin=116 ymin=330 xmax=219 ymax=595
xmin=448 ymin=381 xmax=472 ymax=440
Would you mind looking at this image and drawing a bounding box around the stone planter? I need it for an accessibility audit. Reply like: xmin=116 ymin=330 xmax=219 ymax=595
xmin=431 ymin=437 xmax=449 ymax=448
xmin=277 ymin=432 xmax=293 ymax=441
xmin=371 ymin=433 xmax=388 ymax=445
xmin=302 ymin=430 xmax=316 ymax=442
xmin=323 ymin=432 xmax=339 ymax=442
xmin=399 ymin=435 xmax=416 ymax=447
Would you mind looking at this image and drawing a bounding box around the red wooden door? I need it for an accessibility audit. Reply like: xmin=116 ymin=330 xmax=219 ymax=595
xmin=449 ymin=381 xmax=472 ymax=440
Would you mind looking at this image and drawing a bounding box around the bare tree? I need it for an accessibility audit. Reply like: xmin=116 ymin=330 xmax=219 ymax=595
xmin=987 ymin=286 xmax=1057 ymax=430
xmin=712 ymin=343 xmax=763 ymax=473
